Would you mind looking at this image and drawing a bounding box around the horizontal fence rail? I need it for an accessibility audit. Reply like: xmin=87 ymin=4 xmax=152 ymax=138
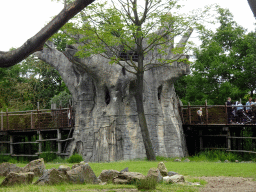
xmin=180 ymin=103 xmax=256 ymax=126
xmin=0 ymin=108 xmax=74 ymax=131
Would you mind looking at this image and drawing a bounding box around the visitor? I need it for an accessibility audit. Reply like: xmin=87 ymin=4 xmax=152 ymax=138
xmin=227 ymin=97 xmax=232 ymax=124
xmin=246 ymin=97 xmax=253 ymax=118
xmin=197 ymin=107 xmax=203 ymax=124
xmin=236 ymin=101 xmax=244 ymax=124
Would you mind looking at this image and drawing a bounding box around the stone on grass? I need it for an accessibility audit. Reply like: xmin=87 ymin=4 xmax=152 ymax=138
xmin=163 ymin=174 xmax=185 ymax=184
xmin=183 ymin=158 xmax=190 ymax=162
xmin=98 ymin=170 xmax=119 ymax=183
xmin=0 ymin=162 xmax=23 ymax=176
xmin=71 ymin=162 xmax=86 ymax=170
xmin=174 ymin=159 xmax=181 ymax=162
xmin=235 ymin=160 xmax=239 ymax=163
xmin=157 ymin=162 xmax=168 ymax=176
xmin=120 ymin=167 xmax=129 ymax=173
xmin=147 ymin=168 xmax=163 ymax=183
xmin=1 ymin=172 xmax=34 ymax=187
xmin=113 ymin=172 xmax=146 ymax=184
xmin=34 ymin=168 xmax=69 ymax=185
xmin=67 ymin=163 xmax=99 ymax=184
xmin=167 ymin=171 xmax=178 ymax=176
xmin=58 ymin=165 xmax=71 ymax=173
xmin=224 ymin=160 xmax=229 ymax=163
xmin=23 ymin=158 xmax=45 ymax=177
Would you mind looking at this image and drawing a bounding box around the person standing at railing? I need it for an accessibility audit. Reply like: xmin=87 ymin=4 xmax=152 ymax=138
xmin=197 ymin=107 xmax=203 ymax=124
xmin=236 ymin=101 xmax=244 ymax=124
xmin=227 ymin=97 xmax=232 ymax=124
xmin=246 ymin=97 xmax=253 ymax=118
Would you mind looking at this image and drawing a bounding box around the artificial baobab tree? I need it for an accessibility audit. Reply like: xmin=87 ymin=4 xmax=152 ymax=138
xmin=35 ymin=0 xmax=200 ymax=161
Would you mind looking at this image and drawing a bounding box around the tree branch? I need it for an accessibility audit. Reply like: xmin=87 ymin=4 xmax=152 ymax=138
xmin=0 ymin=0 xmax=95 ymax=68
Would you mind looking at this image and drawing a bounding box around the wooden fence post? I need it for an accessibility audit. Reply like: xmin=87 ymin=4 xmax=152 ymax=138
xmin=205 ymin=100 xmax=208 ymax=125
xmin=10 ymin=135 xmax=13 ymax=155
xmin=31 ymin=112 xmax=34 ymax=129
xmin=199 ymin=130 xmax=203 ymax=150
xmin=57 ymin=129 xmax=62 ymax=154
xmin=225 ymin=102 xmax=228 ymax=125
xmin=6 ymin=108 xmax=8 ymax=131
xmin=1 ymin=111 xmax=3 ymax=131
xmin=188 ymin=102 xmax=191 ymax=125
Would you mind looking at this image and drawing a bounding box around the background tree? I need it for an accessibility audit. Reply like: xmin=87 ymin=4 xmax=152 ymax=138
xmin=175 ymin=8 xmax=251 ymax=105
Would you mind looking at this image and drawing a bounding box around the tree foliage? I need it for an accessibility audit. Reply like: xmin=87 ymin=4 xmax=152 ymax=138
xmin=175 ymin=8 xmax=254 ymax=105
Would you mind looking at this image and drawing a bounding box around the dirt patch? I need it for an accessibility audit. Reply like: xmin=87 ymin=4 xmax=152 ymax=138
xmin=197 ymin=176 xmax=256 ymax=192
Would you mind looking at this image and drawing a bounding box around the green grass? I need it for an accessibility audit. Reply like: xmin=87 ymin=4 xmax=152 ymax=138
xmin=0 ymin=160 xmax=255 ymax=192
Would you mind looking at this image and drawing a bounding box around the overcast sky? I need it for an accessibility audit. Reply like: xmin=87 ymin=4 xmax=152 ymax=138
xmin=0 ymin=0 xmax=255 ymax=52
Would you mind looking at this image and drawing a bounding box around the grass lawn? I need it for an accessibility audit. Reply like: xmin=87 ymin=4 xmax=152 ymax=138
xmin=0 ymin=160 xmax=255 ymax=191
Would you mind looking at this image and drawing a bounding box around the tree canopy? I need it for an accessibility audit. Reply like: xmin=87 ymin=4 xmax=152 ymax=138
xmin=175 ymin=8 xmax=256 ymax=105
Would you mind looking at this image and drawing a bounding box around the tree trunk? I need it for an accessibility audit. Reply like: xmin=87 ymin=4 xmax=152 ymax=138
xmin=0 ymin=0 xmax=95 ymax=68
xmin=135 ymin=71 xmax=156 ymax=161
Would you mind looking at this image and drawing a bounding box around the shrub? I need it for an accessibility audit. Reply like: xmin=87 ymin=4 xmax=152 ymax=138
xmin=67 ymin=153 xmax=83 ymax=163
xmin=135 ymin=177 xmax=157 ymax=191
xmin=39 ymin=152 xmax=57 ymax=162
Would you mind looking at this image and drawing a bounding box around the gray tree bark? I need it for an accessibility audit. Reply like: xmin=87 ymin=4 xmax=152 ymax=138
xmin=35 ymin=30 xmax=191 ymax=162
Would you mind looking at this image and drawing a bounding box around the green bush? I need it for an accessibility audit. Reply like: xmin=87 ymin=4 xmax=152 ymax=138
xmin=67 ymin=153 xmax=83 ymax=163
xmin=39 ymin=152 xmax=57 ymax=162
xmin=135 ymin=177 xmax=157 ymax=190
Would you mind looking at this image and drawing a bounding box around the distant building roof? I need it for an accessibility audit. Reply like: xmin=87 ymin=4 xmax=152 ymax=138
xmin=248 ymin=0 xmax=256 ymax=17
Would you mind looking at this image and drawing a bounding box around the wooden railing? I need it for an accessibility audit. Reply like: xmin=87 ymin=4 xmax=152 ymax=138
xmin=0 ymin=107 xmax=74 ymax=131
xmin=180 ymin=103 xmax=255 ymax=125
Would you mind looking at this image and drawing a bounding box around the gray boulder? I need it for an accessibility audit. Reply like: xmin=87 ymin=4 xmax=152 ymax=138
xmin=163 ymin=174 xmax=185 ymax=184
xmin=23 ymin=158 xmax=45 ymax=177
xmin=1 ymin=172 xmax=34 ymax=187
xmin=113 ymin=172 xmax=146 ymax=184
xmin=167 ymin=171 xmax=178 ymax=176
xmin=157 ymin=162 xmax=168 ymax=176
xmin=67 ymin=163 xmax=99 ymax=184
xmin=0 ymin=162 xmax=23 ymax=176
xmin=71 ymin=162 xmax=86 ymax=170
xmin=120 ymin=167 xmax=129 ymax=173
xmin=147 ymin=168 xmax=163 ymax=183
xmin=98 ymin=170 xmax=120 ymax=183
xmin=34 ymin=168 xmax=69 ymax=185
xmin=58 ymin=165 xmax=71 ymax=173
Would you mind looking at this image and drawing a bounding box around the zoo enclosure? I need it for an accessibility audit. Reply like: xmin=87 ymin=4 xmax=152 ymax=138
xmin=180 ymin=103 xmax=256 ymax=156
xmin=0 ymin=107 xmax=74 ymax=131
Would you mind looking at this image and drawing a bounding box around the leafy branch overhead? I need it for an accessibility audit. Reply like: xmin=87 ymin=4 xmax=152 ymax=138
xmin=56 ymin=0 xmax=214 ymax=73
xmin=0 ymin=0 xmax=95 ymax=68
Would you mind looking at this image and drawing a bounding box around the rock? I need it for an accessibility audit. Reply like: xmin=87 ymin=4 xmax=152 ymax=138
xmin=216 ymin=160 xmax=221 ymax=163
xmin=167 ymin=171 xmax=178 ymax=176
xmin=58 ymin=165 xmax=71 ymax=173
xmin=224 ymin=160 xmax=229 ymax=163
xmin=163 ymin=175 xmax=185 ymax=184
xmin=163 ymin=176 xmax=174 ymax=184
xmin=71 ymin=162 xmax=86 ymax=169
xmin=1 ymin=172 xmax=34 ymax=186
xmin=174 ymin=159 xmax=181 ymax=162
xmin=34 ymin=168 xmax=69 ymax=185
xmin=113 ymin=172 xmax=146 ymax=184
xmin=147 ymin=168 xmax=163 ymax=183
xmin=23 ymin=158 xmax=45 ymax=177
xmin=235 ymin=160 xmax=239 ymax=163
xmin=98 ymin=170 xmax=120 ymax=183
xmin=0 ymin=162 xmax=23 ymax=176
xmin=67 ymin=163 xmax=99 ymax=184
xmin=183 ymin=158 xmax=190 ymax=162
xmin=157 ymin=162 xmax=168 ymax=176
xmin=120 ymin=167 xmax=129 ymax=173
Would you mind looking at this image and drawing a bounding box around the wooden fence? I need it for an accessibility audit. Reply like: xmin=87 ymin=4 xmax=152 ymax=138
xmin=0 ymin=107 xmax=74 ymax=131
xmin=180 ymin=103 xmax=256 ymax=125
